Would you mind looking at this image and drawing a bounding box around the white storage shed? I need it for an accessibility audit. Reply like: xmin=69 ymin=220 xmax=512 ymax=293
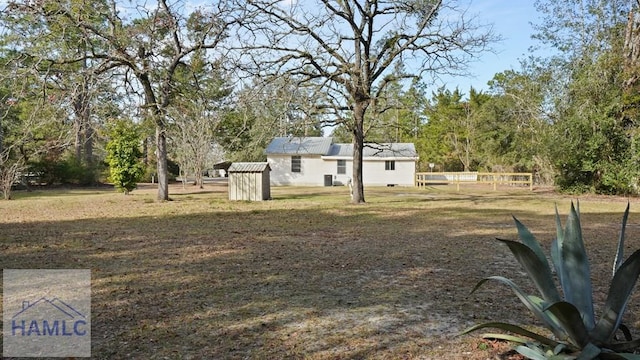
xmin=228 ymin=162 xmax=271 ymax=201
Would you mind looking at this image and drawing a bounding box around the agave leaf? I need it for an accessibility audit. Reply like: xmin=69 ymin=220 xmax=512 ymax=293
xmin=497 ymin=239 xmax=561 ymax=303
xmin=482 ymin=333 xmax=529 ymax=344
xmin=514 ymin=345 xmax=549 ymax=360
xmin=575 ymin=342 xmax=601 ymax=360
xmin=472 ymin=276 xmax=567 ymax=339
xmin=619 ymin=323 xmax=633 ymax=341
xmin=555 ymin=204 xmax=564 ymax=244
xmin=528 ymin=294 xmax=569 ymax=341
xmin=554 ymin=343 xmax=569 ymax=355
xmin=613 ymin=202 xmax=630 ymax=276
xmin=606 ymin=337 xmax=640 ymax=353
xmin=514 ymin=216 xmax=550 ymax=269
xmin=591 ymin=249 xmax=640 ymax=344
xmin=559 ymin=202 xmax=595 ymax=330
xmin=551 ymin=237 xmax=565 ymax=287
xmin=515 ymin=343 xmax=577 ymax=360
xmin=460 ymin=321 xmax=563 ymax=349
xmin=545 ymin=301 xmax=590 ymax=348
xmin=552 ymin=205 xmax=566 ymax=290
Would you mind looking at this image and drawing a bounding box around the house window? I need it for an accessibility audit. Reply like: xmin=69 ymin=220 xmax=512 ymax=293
xmin=385 ymin=160 xmax=395 ymax=171
xmin=291 ymin=156 xmax=301 ymax=172
xmin=337 ymin=159 xmax=346 ymax=174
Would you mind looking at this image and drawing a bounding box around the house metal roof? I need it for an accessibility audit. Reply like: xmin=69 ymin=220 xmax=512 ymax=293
xmin=325 ymin=143 xmax=418 ymax=158
xmin=265 ymin=137 xmax=334 ymax=155
xmin=265 ymin=137 xmax=418 ymax=159
xmin=228 ymin=162 xmax=271 ymax=173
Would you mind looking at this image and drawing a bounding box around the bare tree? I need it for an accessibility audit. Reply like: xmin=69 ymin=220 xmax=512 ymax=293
xmin=236 ymin=0 xmax=497 ymax=203
xmin=0 ymin=75 xmax=69 ymax=199
xmin=170 ymin=101 xmax=221 ymax=189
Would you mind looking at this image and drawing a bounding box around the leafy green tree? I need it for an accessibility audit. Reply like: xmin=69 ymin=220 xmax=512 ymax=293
xmin=106 ymin=119 xmax=144 ymax=195
xmin=363 ymin=71 xmax=427 ymax=143
xmin=477 ymin=68 xmax=554 ymax=181
xmin=551 ymin=52 xmax=636 ymax=194
xmin=0 ymin=50 xmax=83 ymax=197
xmin=532 ymin=0 xmax=640 ymax=193
xmin=217 ymin=77 xmax=323 ymax=162
xmin=422 ymin=88 xmax=470 ymax=171
xmin=0 ymin=0 xmax=115 ymax=183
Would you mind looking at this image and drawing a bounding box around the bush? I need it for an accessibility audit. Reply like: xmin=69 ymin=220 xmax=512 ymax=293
xmin=106 ymin=119 xmax=144 ymax=194
xmin=28 ymin=155 xmax=103 ymax=186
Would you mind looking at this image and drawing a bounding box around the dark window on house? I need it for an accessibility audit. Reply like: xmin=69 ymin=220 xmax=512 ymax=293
xmin=385 ymin=160 xmax=395 ymax=171
xmin=291 ymin=156 xmax=301 ymax=172
xmin=337 ymin=159 xmax=346 ymax=174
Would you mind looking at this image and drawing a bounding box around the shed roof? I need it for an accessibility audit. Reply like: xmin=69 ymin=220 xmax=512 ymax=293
xmin=325 ymin=143 xmax=418 ymax=158
xmin=228 ymin=162 xmax=271 ymax=173
xmin=213 ymin=161 xmax=232 ymax=170
xmin=265 ymin=137 xmax=334 ymax=155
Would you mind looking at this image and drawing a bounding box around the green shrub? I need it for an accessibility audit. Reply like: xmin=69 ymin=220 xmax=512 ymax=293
xmin=28 ymin=154 xmax=102 ymax=186
xmin=462 ymin=203 xmax=640 ymax=359
xmin=105 ymin=119 xmax=144 ymax=194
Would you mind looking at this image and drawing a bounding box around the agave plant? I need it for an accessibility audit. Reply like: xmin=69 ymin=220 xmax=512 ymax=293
xmin=462 ymin=202 xmax=640 ymax=359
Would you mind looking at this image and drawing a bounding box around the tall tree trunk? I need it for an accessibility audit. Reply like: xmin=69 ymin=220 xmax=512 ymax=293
xmin=74 ymin=121 xmax=83 ymax=161
xmin=0 ymin=115 xmax=4 ymax=155
xmin=74 ymin=58 xmax=93 ymax=169
xmin=351 ymin=100 xmax=366 ymax=204
xmin=140 ymin=73 xmax=170 ymax=201
xmin=73 ymin=93 xmax=89 ymax=163
xmin=624 ymin=6 xmax=640 ymax=115
xmin=142 ymin=137 xmax=149 ymax=166
xmin=156 ymin=124 xmax=169 ymax=201
xmin=624 ymin=7 xmax=640 ymax=88
xmin=83 ymin=124 xmax=93 ymax=166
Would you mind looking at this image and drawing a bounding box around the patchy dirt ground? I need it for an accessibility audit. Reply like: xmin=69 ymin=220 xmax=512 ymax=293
xmin=1 ymin=183 xmax=639 ymax=359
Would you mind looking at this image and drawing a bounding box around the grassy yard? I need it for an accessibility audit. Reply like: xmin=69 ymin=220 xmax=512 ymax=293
xmin=1 ymin=183 xmax=640 ymax=359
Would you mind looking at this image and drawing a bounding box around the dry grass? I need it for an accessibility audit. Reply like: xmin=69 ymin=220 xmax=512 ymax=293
xmin=1 ymin=182 xmax=640 ymax=359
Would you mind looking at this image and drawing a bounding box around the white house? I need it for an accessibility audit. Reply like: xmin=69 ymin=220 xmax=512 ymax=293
xmin=265 ymin=137 xmax=419 ymax=186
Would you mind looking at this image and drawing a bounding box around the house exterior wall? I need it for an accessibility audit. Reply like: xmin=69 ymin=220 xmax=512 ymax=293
xmin=362 ymin=159 xmax=415 ymax=186
xmin=267 ymin=155 xmax=333 ymax=186
xmin=267 ymin=155 xmax=416 ymax=186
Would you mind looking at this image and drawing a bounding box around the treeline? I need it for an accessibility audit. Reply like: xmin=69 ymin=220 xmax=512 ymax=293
xmin=1 ymin=0 xmax=640 ymax=199
xmin=343 ymin=0 xmax=640 ymax=195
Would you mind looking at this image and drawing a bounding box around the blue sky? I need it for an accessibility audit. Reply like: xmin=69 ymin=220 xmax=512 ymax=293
xmin=275 ymin=1 xmax=546 ymax=95
xmin=437 ymin=1 xmax=545 ymax=94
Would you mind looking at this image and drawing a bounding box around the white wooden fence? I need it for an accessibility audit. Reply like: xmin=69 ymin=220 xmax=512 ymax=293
xmin=415 ymin=172 xmax=533 ymax=191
